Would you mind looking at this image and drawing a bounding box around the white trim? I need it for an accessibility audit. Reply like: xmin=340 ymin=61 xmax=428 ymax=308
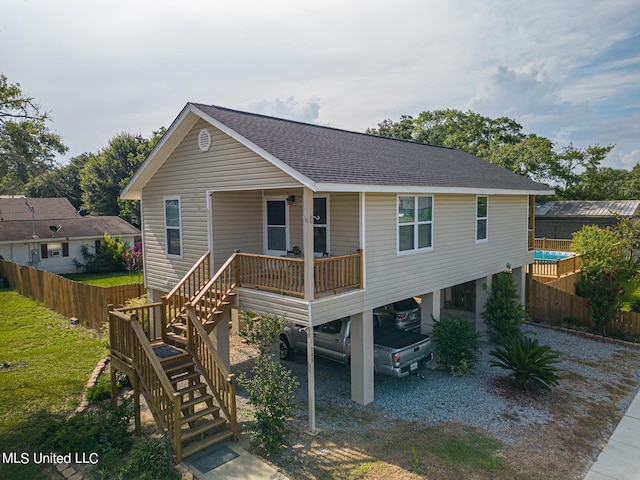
xmin=206 ymin=190 xmax=214 ymax=268
xmin=163 ymin=196 xmax=183 ymax=258
xmin=313 ymin=194 xmax=330 ymax=256
xmin=263 ymin=196 xmax=290 ymax=255
xmin=397 ymin=194 xmax=434 ymax=255
xmin=359 ymin=192 xmax=366 ymax=290
xmin=475 ymin=195 xmax=488 ymax=243
xmin=314 ymin=182 xmax=553 ymax=196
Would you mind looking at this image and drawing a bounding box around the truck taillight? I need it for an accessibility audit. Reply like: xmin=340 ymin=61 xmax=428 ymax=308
xmin=392 ymin=353 xmax=400 ymax=366
xmin=393 ymin=313 xmax=408 ymax=319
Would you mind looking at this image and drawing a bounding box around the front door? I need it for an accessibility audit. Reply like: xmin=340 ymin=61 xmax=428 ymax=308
xmin=265 ymin=199 xmax=289 ymax=256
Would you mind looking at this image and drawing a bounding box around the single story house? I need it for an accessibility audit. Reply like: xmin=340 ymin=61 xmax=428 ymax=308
xmin=121 ymin=103 xmax=553 ymax=431
xmin=0 ymin=197 xmax=140 ymax=274
xmin=535 ymin=200 xmax=640 ymax=240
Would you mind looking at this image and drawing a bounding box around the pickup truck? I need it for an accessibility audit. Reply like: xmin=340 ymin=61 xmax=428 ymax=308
xmin=279 ymin=315 xmax=433 ymax=377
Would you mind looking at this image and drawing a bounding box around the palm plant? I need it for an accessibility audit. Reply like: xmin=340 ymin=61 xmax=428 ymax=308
xmin=489 ymin=336 xmax=561 ymax=391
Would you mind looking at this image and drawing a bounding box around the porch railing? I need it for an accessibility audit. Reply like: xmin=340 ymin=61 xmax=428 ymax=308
xmin=528 ymin=254 xmax=582 ymax=279
xmin=534 ymin=238 xmax=573 ymax=252
xmin=234 ymin=250 xmax=363 ymax=297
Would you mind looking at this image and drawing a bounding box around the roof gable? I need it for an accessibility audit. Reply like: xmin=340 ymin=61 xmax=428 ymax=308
xmin=122 ymin=103 xmax=553 ymax=199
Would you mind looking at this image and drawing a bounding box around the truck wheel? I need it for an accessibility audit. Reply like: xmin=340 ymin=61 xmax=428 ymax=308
xmin=280 ymin=335 xmax=293 ymax=360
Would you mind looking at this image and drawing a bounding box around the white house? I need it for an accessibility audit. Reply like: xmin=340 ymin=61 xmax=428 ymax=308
xmin=0 ymin=197 xmax=140 ymax=274
xmin=121 ymin=103 xmax=553 ymax=425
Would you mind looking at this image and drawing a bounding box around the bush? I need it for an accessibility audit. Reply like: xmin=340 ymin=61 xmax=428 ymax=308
xmin=85 ymin=374 xmax=112 ymax=403
xmin=489 ymin=336 xmax=561 ymax=391
xmin=482 ymin=271 xmax=525 ymax=343
xmin=119 ymin=435 xmax=177 ymax=480
xmin=238 ymin=312 xmax=299 ymax=455
xmin=432 ymin=315 xmax=479 ymax=376
xmin=76 ymin=233 xmax=129 ymax=273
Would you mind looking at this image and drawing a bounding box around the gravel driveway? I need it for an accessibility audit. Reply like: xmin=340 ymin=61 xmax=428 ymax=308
xmin=231 ymin=323 xmax=640 ymax=478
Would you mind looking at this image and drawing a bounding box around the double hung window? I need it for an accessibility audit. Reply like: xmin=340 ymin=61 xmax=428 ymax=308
xmin=165 ymin=197 xmax=182 ymax=257
xmin=476 ymin=196 xmax=488 ymax=242
xmin=398 ymin=195 xmax=433 ymax=253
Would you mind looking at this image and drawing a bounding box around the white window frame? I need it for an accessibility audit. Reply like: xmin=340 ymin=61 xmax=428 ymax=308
xmin=164 ymin=196 xmax=183 ymax=258
xmin=263 ymin=196 xmax=290 ymax=256
xmin=397 ymin=194 xmax=434 ymax=254
xmin=313 ymin=195 xmax=330 ymax=257
xmin=476 ymin=195 xmax=488 ymax=243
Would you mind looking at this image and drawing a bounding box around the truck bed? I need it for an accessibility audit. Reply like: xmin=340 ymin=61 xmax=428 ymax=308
xmin=373 ymin=326 xmax=430 ymax=349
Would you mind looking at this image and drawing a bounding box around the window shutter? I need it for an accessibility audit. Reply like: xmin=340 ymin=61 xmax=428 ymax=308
xmin=62 ymin=242 xmax=69 ymax=257
xmin=41 ymin=244 xmax=48 ymax=259
xmin=95 ymin=240 xmax=101 ymax=252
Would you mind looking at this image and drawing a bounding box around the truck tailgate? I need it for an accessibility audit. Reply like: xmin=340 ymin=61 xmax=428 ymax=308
xmin=373 ymin=326 xmax=430 ymax=349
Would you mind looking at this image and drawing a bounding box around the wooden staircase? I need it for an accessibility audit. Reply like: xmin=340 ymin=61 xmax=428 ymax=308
xmin=109 ymin=251 xmax=240 ymax=463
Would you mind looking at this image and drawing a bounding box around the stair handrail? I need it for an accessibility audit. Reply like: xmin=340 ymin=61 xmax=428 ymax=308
xmin=163 ymin=251 xmax=211 ymax=335
xmin=188 ymin=252 xmax=238 ymax=327
xmin=185 ymin=306 xmax=238 ymax=440
xmin=111 ymin=309 xmax=183 ymax=462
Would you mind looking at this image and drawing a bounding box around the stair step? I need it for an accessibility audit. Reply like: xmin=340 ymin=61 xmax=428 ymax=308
xmin=181 ymin=429 xmax=235 ymax=459
xmin=177 ymin=382 xmax=207 ymax=396
xmin=163 ymin=359 xmax=195 ymax=376
xmin=164 ymin=333 xmax=187 ymax=347
xmin=170 ymin=370 xmax=200 ymax=385
xmin=182 ymin=393 xmax=213 ymax=410
xmin=181 ymin=405 xmax=220 ymax=425
xmin=181 ymin=417 xmax=228 ymax=443
xmin=170 ymin=323 xmax=186 ymax=333
xmin=159 ymin=351 xmax=191 ymax=365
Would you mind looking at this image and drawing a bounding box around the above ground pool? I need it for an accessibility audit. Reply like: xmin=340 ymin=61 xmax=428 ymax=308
xmin=534 ymin=250 xmax=574 ymax=261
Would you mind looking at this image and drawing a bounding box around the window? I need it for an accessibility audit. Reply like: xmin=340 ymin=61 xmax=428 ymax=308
xmin=313 ymin=197 xmax=328 ymax=255
xmin=40 ymin=242 xmax=68 ymax=259
xmin=476 ymin=196 xmax=488 ymax=242
xmin=164 ymin=197 xmax=182 ymax=257
xmin=398 ymin=195 xmax=433 ymax=253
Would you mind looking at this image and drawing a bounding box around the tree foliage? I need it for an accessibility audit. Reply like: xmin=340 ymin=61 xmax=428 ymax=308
xmin=0 ymin=75 xmax=68 ymax=195
xmin=482 ymin=271 xmax=525 ymax=344
xmin=570 ymin=225 xmax=621 ymax=279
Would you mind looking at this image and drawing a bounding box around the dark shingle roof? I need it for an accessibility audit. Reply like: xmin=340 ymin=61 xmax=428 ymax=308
xmin=536 ymin=200 xmax=640 ymax=217
xmin=0 ymin=216 xmax=140 ymax=243
xmin=192 ymin=103 xmax=551 ymax=192
xmin=0 ymin=197 xmax=80 ymax=221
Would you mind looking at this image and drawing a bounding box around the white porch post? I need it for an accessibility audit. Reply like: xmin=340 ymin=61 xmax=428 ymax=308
xmin=350 ymin=310 xmax=374 ymax=405
xmin=512 ymin=266 xmax=525 ymax=306
xmin=208 ymin=311 xmax=230 ymax=370
xmin=302 ymin=188 xmax=318 ymax=433
xmin=420 ymin=290 xmax=441 ymax=334
xmin=475 ymin=275 xmax=492 ymax=334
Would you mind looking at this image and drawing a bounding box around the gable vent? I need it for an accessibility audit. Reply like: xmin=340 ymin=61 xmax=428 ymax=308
xmin=198 ymin=128 xmax=211 ymax=152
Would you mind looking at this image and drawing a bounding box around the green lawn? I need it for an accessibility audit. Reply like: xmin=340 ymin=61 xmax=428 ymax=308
xmin=0 ymin=289 xmax=106 ymax=479
xmin=621 ymin=279 xmax=640 ymax=311
xmin=62 ymin=270 xmax=143 ymax=286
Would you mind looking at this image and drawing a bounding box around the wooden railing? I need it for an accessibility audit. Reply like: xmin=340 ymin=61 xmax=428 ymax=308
xmin=186 ymin=307 xmax=238 ymax=440
xmin=234 ymin=251 xmax=363 ymax=297
xmin=108 ymin=309 xmax=182 ymax=460
xmin=528 ymin=254 xmax=582 ymax=279
xmin=189 ymin=253 xmax=237 ymax=330
xmin=314 ymin=250 xmax=363 ymax=295
xmin=163 ymin=251 xmax=211 ymax=332
xmin=117 ymin=302 xmax=163 ymax=342
xmin=534 ymin=238 xmax=573 ymax=251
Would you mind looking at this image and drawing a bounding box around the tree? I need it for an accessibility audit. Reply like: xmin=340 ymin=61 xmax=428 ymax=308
xmin=0 ymin=75 xmax=67 ymax=194
xmin=570 ymin=225 xmax=621 ymax=279
xmin=26 ymin=153 xmax=89 ymax=210
xmin=482 ymin=271 xmax=525 ymax=344
xmin=550 ymin=143 xmax=615 ymax=199
xmin=583 ymin=270 xmax=625 ymax=340
xmin=80 ymin=129 xmax=164 ymax=226
xmin=367 ymin=109 xmax=556 ymax=182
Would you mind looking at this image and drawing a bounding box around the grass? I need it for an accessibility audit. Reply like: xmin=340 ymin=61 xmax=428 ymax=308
xmin=620 ymin=278 xmax=640 ymax=311
xmin=61 ymin=270 xmax=143 ymax=286
xmin=0 ymin=289 xmax=106 ymax=479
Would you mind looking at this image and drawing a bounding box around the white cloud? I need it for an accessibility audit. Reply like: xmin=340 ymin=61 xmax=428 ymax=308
xmin=622 ymin=149 xmax=640 ymax=166
xmin=241 ymin=96 xmax=322 ymax=124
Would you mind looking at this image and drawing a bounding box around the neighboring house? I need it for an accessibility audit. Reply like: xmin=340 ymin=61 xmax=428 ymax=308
xmin=121 ymin=103 xmax=553 ymax=414
xmin=536 ymin=200 xmax=640 ymax=240
xmin=0 ymin=197 xmax=140 ymax=274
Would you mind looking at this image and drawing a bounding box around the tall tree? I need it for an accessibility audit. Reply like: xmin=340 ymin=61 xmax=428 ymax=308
xmin=0 ymin=75 xmax=67 ymax=194
xmin=26 ymin=153 xmax=89 ymax=210
xmin=549 ymin=143 xmax=615 ymax=199
xmin=80 ymin=129 xmax=164 ymax=226
xmin=367 ymin=109 xmax=555 ymax=182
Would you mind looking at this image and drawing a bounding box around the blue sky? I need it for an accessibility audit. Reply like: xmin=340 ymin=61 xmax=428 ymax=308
xmin=1 ymin=0 xmax=639 ymax=170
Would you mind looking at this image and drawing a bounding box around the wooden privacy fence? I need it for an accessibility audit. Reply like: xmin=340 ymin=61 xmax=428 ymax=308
xmin=526 ymin=273 xmax=640 ymax=338
xmin=0 ymin=260 xmax=145 ymax=330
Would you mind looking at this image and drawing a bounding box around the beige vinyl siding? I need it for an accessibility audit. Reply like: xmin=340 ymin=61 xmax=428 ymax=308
xmin=142 ymin=119 xmax=301 ymax=292
xmin=362 ymin=193 xmax=531 ymax=310
xmin=329 ymin=193 xmax=360 ymax=256
xmin=236 ymin=288 xmax=310 ymax=324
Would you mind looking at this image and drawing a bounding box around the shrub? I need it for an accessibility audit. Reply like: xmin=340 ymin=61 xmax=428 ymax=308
xmin=76 ymin=233 xmax=129 ymax=273
xmin=482 ymin=271 xmax=525 ymax=343
xmin=85 ymin=374 xmax=112 ymax=403
xmin=432 ymin=315 xmax=479 ymax=376
xmin=119 ymin=435 xmax=177 ymax=480
xmin=489 ymin=336 xmax=561 ymax=391
xmin=583 ymin=269 xmax=625 ymax=340
xmin=238 ymin=312 xmax=299 ymax=455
